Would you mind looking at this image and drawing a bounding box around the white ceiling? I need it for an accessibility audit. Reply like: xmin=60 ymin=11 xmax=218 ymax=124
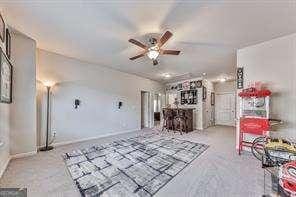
xmin=1 ymin=1 xmax=296 ymax=82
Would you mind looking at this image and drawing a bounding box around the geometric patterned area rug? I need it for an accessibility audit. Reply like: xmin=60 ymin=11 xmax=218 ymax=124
xmin=63 ymin=132 xmax=208 ymax=197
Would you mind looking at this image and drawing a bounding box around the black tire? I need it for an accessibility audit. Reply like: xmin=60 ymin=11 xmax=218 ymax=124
xmin=251 ymin=136 xmax=266 ymax=161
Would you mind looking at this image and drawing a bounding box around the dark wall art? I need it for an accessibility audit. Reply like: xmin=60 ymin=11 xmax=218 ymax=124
xmin=202 ymin=86 xmax=207 ymax=101
xmin=196 ymin=80 xmax=202 ymax=88
xmin=211 ymin=92 xmax=215 ymax=106
xmin=237 ymin=67 xmax=244 ymax=89
xmin=0 ymin=14 xmax=4 ymax=42
xmin=0 ymin=47 xmax=12 ymax=103
xmin=166 ymin=80 xmax=203 ymax=92
xmin=5 ymin=28 xmax=10 ymax=59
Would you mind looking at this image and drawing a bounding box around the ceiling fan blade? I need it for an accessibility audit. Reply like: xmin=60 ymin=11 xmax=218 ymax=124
xmin=129 ymin=53 xmax=146 ymax=60
xmin=128 ymin=39 xmax=147 ymax=49
xmin=161 ymin=50 xmax=180 ymax=55
xmin=158 ymin=31 xmax=173 ymax=47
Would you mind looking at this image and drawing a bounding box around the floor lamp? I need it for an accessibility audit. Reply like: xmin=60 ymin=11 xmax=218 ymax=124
xmin=39 ymin=82 xmax=55 ymax=151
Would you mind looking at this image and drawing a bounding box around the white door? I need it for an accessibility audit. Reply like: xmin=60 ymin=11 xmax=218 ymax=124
xmin=215 ymin=93 xmax=235 ymax=126
xmin=141 ymin=92 xmax=150 ymax=128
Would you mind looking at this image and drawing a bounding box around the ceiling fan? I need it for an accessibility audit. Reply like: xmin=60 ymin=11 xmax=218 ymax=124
xmin=128 ymin=31 xmax=181 ymax=65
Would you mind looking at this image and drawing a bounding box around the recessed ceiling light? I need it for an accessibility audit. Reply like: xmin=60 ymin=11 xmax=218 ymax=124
xmin=163 ymin=73 xmax=171 ymax=78
xmin=220 ymin=78 xmax=226 ymax=82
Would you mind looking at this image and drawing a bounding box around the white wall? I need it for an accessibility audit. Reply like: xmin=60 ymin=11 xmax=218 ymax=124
xmin=237 ymin=33 xmax=296 ymax=149
xmin=36 ymin=49 xmax=164 ymax=145
xmin=214 ymin=81 xmax=236 ymax=93
xmin=9 ymin=31 xmax=37 ymax=155
xmin=0 ymin=13 xmax=36 ymax=176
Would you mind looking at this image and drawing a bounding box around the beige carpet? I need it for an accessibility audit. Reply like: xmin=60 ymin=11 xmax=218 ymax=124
xmin=0 ymin=126 xmax=264 ymax=197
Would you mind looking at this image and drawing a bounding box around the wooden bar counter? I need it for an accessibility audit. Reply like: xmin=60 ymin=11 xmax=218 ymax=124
xmin=162 ymin=108 xmax=194 ymax=133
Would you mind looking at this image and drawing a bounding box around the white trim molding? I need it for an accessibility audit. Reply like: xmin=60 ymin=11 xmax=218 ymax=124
xmin=52 ymin=129 xmax=139 ymax=147
xmin=0 ymin=150 xmax=37 ymax=178
xmin=10 ymin=150 xmax=37 ymax=160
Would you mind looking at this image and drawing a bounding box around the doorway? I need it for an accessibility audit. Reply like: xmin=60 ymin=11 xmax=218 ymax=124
xmin=153 ymin=94 xmax=161 ymax=127
xmin=141 ymin=91 xmax=150 ymax=129
xmin=204 ymin=89 xmax=215 ymax=128
xmin=215 ymin=92 xmax=235 ymax=126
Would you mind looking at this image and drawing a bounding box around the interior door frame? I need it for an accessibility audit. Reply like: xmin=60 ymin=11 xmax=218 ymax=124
xmin=141 ymin=91 xmax=164 ymax=129
xmin=215 ymin=91 xmax=236 ymax=126
xmin=141 ymin=91 xmax=150 ymax=128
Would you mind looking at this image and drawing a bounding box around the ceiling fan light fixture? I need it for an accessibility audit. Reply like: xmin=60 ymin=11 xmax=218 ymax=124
xmin=128 ymin=31 xmax=180 ymax=62
xmin=147 ymin=46 xmax=159 ymax=60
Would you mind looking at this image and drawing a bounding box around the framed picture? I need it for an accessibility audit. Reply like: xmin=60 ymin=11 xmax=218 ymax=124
xmin=196 ymin=80 xmax=202 ymax=88
xmin=183 ymin=81 xmax=190 ymax=90
xmin=211 ymin=92 xmax=215 ymax=106
xmin=0 ymin=47 xmax=12 ymax=103
xmin=237 ymin=67 xmax=244 ymax=89
xmin=177 ymin=83 xmax=182 ymax=90
xmin=0 ymin=14 xmax=4 ymax=42
xmin=5 ymin=28 xmax=10 ymax=59
xmin=202 ymin=86 xmax=207 ymax=101
xmin=190 ymin=81 xmax=195 ymax=89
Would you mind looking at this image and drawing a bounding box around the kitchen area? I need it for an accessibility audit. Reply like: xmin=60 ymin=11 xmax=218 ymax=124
xmin=164 ymin=78 xmax=215 ymax=131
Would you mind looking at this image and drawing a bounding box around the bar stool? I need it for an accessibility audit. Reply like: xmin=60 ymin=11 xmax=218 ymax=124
xmin=162 ymin=109 xmax=174 ymax=132
xmin=174 ymin=109 xmax=187 ymax=135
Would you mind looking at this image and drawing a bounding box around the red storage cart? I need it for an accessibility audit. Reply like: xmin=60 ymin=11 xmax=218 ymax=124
xmin=238 ymin=87 xmax=271 ymax=155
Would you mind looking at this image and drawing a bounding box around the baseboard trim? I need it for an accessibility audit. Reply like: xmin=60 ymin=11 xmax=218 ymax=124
xmin=10 ymin=150 xmax=37 ymax=160
xmin=0 ymin=156 xmax=11 ymax=178
xmin=52 ymin=129 xmax=139 ymax=147
xmin=215 ymin=124 xmax=236 ymax=127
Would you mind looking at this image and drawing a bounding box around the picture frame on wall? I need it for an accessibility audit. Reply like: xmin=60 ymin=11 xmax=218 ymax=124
xmin=190 ymin=81 xmax=196 ymax=89
xmin=196 ymin=80 xmax=202 ymax=88
xmin=0 ymin=47 xmax=12 ymax=103
xmin=237 ymin=67 xmax=244 ymax=89
xmin=182 ymin=81 xmax=190 ymax=90
xmin=177 ymin=83 xmax=182 ymax=91
xmin=202 ymin=86 xmax=207 ymax=101
xmin=0 ymin=14 xmax=4 ymax=42
xmin=211 ymin=92 xmax=215 ymax=106
xmin=5 ymin=28 xmax=10 ymax=59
